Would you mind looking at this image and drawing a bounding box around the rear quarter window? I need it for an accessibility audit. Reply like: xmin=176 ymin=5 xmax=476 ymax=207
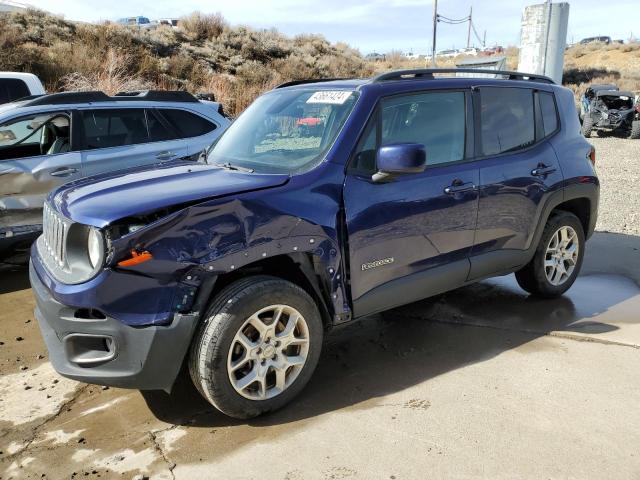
xmin=538 ymin=91 xmax=559 ymax=136
xmin=479 ymin=87 xmax=535 ymax=156
xmin=157 ymin=109 xmax=217 ymax=138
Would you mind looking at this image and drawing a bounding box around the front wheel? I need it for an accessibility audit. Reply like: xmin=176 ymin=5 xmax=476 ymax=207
xmin=515 ymin=211 xmax=585 ymax=298
xmin=188 ymin=275 xmax=323 ymax=419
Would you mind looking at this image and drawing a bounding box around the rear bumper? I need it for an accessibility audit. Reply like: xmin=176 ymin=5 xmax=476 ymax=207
xmin=30 ymin=260 xmax=199 ymax=391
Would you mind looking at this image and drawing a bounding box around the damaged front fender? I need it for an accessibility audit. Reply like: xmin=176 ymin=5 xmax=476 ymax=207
xmin=105 ymin=166 xmax=351 ymax=327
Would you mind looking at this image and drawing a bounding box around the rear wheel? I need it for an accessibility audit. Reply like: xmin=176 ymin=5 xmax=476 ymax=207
xmin=630 ymin=120 xmax=640 ymax=139
xmin=515 ymin=211 xmax=585 ymax=298
xmin=188 ymin=275 xmax=323 ymax=419
xmin=581 ymin=115 xmax=593 ymax=137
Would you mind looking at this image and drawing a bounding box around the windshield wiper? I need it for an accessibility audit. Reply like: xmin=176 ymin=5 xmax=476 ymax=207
xmin=215 ymin=162 xmax=254 ymax=173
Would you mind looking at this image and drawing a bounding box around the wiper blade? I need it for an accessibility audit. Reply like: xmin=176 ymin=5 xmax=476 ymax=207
xmin=215 ymin=162 xmax=254 ymax=173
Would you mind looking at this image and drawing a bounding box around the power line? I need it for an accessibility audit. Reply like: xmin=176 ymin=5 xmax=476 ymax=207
xmin=435 ymin=10 xmax=487 ymax=47
xmin=470 ymin=19 xmax=485 ymax=46
xmin=437 ymin=14 xmax=470 ymax=24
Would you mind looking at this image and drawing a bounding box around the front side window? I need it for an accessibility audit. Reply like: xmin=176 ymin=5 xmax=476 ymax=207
xmin=0 ymin=112 xmax=71 ymax=160
xmin=480 ymin=87 xmax=535 ymax=156
xmin=81 ymin=109 xmax=149 ymax=150
xmin=208 ymin=89 xmax=358 ymax=174
xmin=381 ymin=91 xmax=466 ymax=166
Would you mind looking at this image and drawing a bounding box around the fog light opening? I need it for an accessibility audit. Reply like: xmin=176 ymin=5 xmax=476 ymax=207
xmin=74 ymin=308 xmax=106 ymax=320
xmin=64 ymin=334 xmax=116 ymax=366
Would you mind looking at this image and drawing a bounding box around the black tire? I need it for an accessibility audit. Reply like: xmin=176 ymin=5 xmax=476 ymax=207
xmin=581 ymin=115 xmax=593 ymax=137
xmin=515 ymin=211 xmax=585 ymax=298
xmin=630 ymin=120 xmax=640 ymax=139
xmin=188 ymin=275 xmax=323 ymax=419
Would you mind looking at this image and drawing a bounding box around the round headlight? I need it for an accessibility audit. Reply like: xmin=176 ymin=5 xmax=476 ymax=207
xmin=87 ymin=228 xmax=103 ymax=268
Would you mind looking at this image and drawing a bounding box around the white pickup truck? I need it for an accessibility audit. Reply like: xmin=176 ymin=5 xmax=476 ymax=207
xmin=0 ymin=72 xmax=45 ymax=104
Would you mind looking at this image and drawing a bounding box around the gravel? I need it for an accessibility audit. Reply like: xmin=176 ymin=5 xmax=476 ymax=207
xmin=589 ymin=136 xmax=640 ymax=236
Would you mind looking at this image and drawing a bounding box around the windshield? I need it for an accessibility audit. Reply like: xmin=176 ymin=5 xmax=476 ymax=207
xmin=207 ymin=88 xmax=359 ymax=174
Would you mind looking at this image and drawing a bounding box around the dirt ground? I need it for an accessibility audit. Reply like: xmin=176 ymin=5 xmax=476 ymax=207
xmin=1 ymin=140 xmax=640 ymax=479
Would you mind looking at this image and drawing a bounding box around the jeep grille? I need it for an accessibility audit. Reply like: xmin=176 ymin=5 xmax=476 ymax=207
xmin=41 ymin=202 xmax=70 ymax=271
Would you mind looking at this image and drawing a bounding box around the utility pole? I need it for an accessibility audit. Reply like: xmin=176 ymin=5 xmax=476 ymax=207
xmin=466 ymin=6 xmax=472 ymax=48
xmin=431 ymin=0 xmax=438 ymax=66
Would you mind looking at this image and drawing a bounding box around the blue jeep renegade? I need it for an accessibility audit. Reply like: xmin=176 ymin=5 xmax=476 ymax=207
xmin=30 ymin=69 xmax=599 ymax=419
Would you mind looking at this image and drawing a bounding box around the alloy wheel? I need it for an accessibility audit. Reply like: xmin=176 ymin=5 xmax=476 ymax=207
xmin=227 ymin=305 xmax=310 ymax=400
xmin=544 ymin=225 xmax=579 ymax=286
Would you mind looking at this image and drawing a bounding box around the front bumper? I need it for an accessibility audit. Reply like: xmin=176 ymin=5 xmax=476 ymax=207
xmin=30 ymin=260 xmax=199 ymax=391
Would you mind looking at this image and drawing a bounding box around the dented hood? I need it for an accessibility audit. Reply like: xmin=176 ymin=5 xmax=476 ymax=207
xmin=51 ymin=162 xmax=289 ymax=227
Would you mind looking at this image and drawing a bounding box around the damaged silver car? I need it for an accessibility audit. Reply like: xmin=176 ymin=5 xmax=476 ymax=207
xmin=579 ymin=84 xmax=640 ymax=138
xmin=0 ymin=90 xmax=230 ymax=258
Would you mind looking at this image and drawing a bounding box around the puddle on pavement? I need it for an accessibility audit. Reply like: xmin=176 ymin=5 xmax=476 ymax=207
xmin=399 ymin=273 xmax=640 ymax=344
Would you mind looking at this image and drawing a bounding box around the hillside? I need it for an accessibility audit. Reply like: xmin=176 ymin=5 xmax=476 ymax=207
xmin=0 ymin=9 xmax=372 ymax=115
xmin=0 ymin=9 xmax=638 ymax=115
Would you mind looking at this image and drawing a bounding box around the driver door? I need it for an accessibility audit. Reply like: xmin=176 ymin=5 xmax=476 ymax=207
xmin=0 ymin=110 xmax=82 ymax=234
xmin=343 ymin=89 xmax=479 ymax=317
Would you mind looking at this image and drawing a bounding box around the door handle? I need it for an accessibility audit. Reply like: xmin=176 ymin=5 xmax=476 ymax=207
xmin=156 ymin=151 xmax=177 ymax=161
xmin=531 ymin=164 xmax=557 ymax=177
xmin=444 ymin=181 xmax=476 ymax=195
xmin=50 ymin=167 xmax=78 ymax=177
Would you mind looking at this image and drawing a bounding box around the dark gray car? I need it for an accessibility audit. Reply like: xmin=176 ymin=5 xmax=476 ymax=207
xmin=579 ymin=84 xmax=640 ymax=138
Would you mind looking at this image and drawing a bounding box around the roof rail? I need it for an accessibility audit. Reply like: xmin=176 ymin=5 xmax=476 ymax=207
xmin=371 ymin=68 xmax=555 ymax=84
xmin=22 ymin=90 xmax=200 ymax=107
xmin=24 ymin=91 xmax=111 ymax=106
xmin=276 ymin=78 xmax=347 ymax=89
xmin=113 ymin=90 xmax=199 ymax=103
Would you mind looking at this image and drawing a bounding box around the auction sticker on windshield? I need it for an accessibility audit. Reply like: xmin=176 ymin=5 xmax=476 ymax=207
xmin=307 ymin=91 xmax=352 ymax=104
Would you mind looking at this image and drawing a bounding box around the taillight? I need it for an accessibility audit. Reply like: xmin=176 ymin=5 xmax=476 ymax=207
xmin=588 ymin=146 xmax=596 ymax=166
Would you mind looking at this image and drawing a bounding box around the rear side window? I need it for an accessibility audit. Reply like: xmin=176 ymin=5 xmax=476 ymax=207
xmin=0 ymin=79 xmax=30 ymax=104
xmin=480 ymin=87 xmax=535 ymax=156
xmin=381 ymin=91 xmax=466 ymax=166
xmin=538 ymin=91 xmax=558 ymax=136
xmin=81 ymin=109 xmax=149 ymax=150
xmin=156 ymin=109 xmax=216 ymax=138
xmin=146 ymin=110 xmax=178 ymax=142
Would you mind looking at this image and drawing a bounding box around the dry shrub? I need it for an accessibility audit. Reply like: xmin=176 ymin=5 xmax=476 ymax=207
xmin=180 ymin=12 xmax=226 ymax=42
xmin=385 ymin=50 xmax=406 ymax=69
xmin=61 ymin=49 xmax=152 ymax=95
xmin=202 ymin=69 xmax=282 ymax=117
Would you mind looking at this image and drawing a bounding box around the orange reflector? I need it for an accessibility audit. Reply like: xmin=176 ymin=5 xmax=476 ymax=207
xmin=117 ymin=250 xmax=153 ymax=267
xmin=588 ymin=146 xmax=596 ymax=166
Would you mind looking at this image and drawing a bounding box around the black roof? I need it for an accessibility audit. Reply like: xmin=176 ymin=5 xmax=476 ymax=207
xmin=588 ymin=84 xmax=618 ymax=92
xmin=595 ymin=89 xmax=635 ymax=98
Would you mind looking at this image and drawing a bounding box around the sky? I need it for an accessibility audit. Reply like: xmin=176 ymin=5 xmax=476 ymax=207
xmin=19 ymin=0 xmax=639 ymax=54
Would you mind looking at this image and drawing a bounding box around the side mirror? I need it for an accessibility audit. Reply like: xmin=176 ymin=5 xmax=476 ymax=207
xmin=373 ymin=143 xmax=426 ymax=182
